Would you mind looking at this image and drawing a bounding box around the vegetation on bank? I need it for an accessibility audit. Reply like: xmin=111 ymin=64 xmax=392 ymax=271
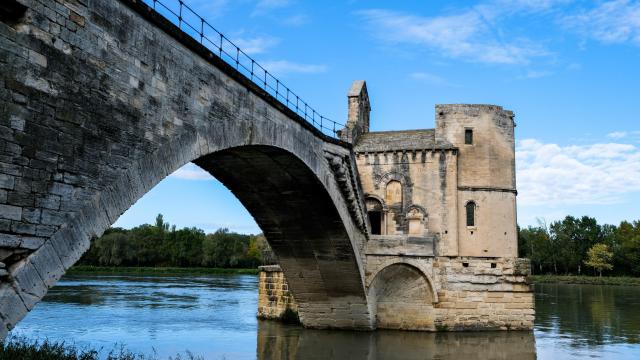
xmin=518 ymin=216 xmax=640 ymax=277
xmin=0 ymin=337 xmax=202 ymax=360
xmin=78 ymin=214 xmax=276 ymax=269
xmin=79 ymin=214 xmax=640 ymax=280
xmin=68 ymin=266 xmax=259 ymax=275
xmin=529 ymin=275 xmax=640 ymax=286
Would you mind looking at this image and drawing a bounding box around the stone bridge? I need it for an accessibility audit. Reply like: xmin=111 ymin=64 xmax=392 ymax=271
xmin=0 ymin=0 xmax=375 ymax=337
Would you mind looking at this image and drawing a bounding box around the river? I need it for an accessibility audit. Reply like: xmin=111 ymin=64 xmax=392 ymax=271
xmin=9 ymin=274 xmax=640 ymax=359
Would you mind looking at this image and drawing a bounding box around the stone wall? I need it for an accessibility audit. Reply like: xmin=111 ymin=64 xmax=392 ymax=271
xmin=0 ymin=0 xmax=374 ymax=336
xmin=260 ymin=257 xmax=534 ymax=331
xmin=368 ymin=256 xmax=533 ymax=331
xmin=257 ymin=265 xmax=298 ymax=321
xmin=436 ymin=104 xmax=518 ymax=258
xmin=355 ymin=147 xmax=459 ymax=256
xmin=432 ymin=257 xmax=534 ymax=331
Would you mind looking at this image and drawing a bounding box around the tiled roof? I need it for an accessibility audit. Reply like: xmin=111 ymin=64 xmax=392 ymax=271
xmin=354 ymin=129 xmax=454 ymax=152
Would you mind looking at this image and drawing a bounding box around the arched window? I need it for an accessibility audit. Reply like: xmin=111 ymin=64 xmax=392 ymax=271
xmin=466 ymin=201 xmax=476 ymax=227
xmin=385 ymin=180 xmax=402 ymax=205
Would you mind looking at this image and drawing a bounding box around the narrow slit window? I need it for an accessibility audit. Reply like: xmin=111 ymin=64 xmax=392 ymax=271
xmin=465 ymin=129 xmax=473 ymax=144
xmin=466 ymin=201 xmax=475 ymax=227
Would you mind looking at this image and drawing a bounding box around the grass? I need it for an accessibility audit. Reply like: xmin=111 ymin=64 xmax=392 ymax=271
xmin=530 ymin=274 xmax=640 ymax=286
xmin=0 ymin=337 xmax=203 ymax=360
xmin=67 ymin=265 xmax=259 ymax=276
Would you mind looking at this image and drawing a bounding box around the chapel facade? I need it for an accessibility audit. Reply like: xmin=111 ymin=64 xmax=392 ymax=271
xmin=258 ymin=81 xmax=533 ymax=331
xmin=341 ymin=80 xmax=518 ymax=259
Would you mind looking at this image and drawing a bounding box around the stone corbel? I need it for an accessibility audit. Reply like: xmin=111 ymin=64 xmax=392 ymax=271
xmin=324 ymin=151 xmax=368 ymax=234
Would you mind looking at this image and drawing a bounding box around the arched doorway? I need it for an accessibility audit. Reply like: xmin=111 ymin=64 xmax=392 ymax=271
xmin=365 ymin=196 xmax=385 ymax=235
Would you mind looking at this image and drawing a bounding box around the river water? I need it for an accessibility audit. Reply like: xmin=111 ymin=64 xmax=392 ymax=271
xmin=9 ymin=274 xmax=640 ymax=359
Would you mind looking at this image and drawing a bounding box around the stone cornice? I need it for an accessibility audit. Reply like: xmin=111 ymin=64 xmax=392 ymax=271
xmin=355 ymin=148 xmax=458 ymax=156
xmin=458 ymin=186 xmax=518 ymax=195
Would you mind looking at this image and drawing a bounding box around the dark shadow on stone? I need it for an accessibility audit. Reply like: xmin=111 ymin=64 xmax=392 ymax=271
xmin=0 ymin=0 xmax=27 ymax=26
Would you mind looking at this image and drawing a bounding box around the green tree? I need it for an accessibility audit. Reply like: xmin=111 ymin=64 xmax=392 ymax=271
xmin=550 ymin=216 xmax=601 ymax=275
xmin=584 ymin=243 xmax=614 ymax=277
xmin=614 ymin=221 xmax=640 ymax=276
xmin=518 ymin=223 xmax=555 ymax=274
xmin=78 ymin=214 xmax=277 ymax=269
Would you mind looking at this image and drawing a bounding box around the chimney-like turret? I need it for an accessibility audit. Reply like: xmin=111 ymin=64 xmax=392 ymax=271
xmin=339 ymin=80 xmax=370 ymax=143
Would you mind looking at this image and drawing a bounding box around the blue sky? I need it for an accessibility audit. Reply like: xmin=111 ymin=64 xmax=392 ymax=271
xmin=115 ymin=0 xmax=640 ymax=233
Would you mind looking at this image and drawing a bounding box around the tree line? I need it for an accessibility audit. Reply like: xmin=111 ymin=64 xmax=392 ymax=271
xmin=79 ymin=214 xmax=276 ymax=268
xmin=518 ymin=216 xmax=640 ymax=277
xmin=82 ymin=214 xmax=640 ymax=276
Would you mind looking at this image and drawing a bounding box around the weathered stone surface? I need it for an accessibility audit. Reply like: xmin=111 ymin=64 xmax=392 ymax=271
xmin=262 ymin=256 xmax=533 ymax=331
xmin=0 ymin=283 xmax=27 ymax=336
xmin=0 ymin=0 xmax=373 ymax=335
xmin=257 ymin=265 xmax=298 ymax=321
xmin=2 ymin=0 xmax=532 ymax=336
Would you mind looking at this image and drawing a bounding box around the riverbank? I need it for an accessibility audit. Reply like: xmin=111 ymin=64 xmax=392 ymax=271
xmin=530 ymin=275 xmax=640 ymax=286
xmin=0 ymin=337 xmax=203 ymax=360
xmin=67 ymin=265 xmax=259 ymax=275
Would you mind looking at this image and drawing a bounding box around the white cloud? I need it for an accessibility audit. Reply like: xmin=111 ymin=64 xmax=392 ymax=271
xmin=495 ymin=0 xmax=573 ymax=12
xmin=260 ymin=60 xmax=327 ymax=75
xmin=409 ymin=72 xmax=456 ymax=86
xmin=231 ymin=36 xmax=279 ymax=55
xmin=519 ymin=69 xmax=553 ymax=79
xmin=608 ymin=131 xmax=628 ymax=139
xmin=516 ymin=139 xmax=640 ymax=206
xmin=564 ymin=0 xmax=640 ymax=45
xmin=169 ymin=163 xmax=214 ymax=181
xmin=607 ymin=130 xmax=640 ymax=140
xmin=187 ymin=0 xmax=230 ymax=18
xmin=357 ymin=8 xmax=549 ymax=65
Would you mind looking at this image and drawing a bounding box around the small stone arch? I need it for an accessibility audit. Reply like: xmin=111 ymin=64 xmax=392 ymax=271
xmin=364 ymin=193 xmax=387 ymax=211
xmin=407 ymin=204 xmax=428 ymax=217
xmin=374 ymin=170 xmax=412 ymax=190
xmin=366 ymin=259 xmax=438 ymax=303
xmin=367 ymin=262 xmax=437 ymax=330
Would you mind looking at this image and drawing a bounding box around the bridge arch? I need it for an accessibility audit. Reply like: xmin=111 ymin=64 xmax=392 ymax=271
xmin=367 ymin=262 xmax=437 ymax=330
xmin=0 ymin=0 xmax=372 ymax=336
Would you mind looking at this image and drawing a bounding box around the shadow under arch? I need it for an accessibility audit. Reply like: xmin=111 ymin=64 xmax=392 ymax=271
xmin=195 ymin=145 xmax=368 ymax=309
xmin=368 ymin=263 xmax=436 ymax=330
xmin=3 ymin=131 xmax=373 ymax=333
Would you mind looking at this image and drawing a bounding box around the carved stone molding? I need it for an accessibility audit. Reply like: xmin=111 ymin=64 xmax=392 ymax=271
xmin=325 ymin=151 xmax=368 ymax=234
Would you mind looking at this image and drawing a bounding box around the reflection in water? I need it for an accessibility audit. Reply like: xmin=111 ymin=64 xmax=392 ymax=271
xmin=257 ymin=321 xmax=536 ymax=360
xmin=535 ymin=284 xmax=640 ymax=346
xmin=10 ymin=274 xmax=640 ymax=359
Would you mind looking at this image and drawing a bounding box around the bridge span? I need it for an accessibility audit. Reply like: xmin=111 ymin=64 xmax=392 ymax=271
xmin=0 ymin=0 xmax=534 ymax=338
xmin=0 ymin=0 xmax=374 ymax=337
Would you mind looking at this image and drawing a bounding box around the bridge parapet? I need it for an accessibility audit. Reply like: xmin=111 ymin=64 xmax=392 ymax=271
xmin=137 ymin=0 xmax=347 ymax=140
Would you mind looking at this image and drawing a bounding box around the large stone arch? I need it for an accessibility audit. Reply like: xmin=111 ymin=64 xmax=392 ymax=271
xmin=367 ymin=263 xmax=436 ymax=330
xmin=0 ymin=0 xmax=373 ymax=336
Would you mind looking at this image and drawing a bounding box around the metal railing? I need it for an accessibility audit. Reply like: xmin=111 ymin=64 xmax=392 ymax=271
xmin=147 ymin=0 xmax=345 ymax=139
